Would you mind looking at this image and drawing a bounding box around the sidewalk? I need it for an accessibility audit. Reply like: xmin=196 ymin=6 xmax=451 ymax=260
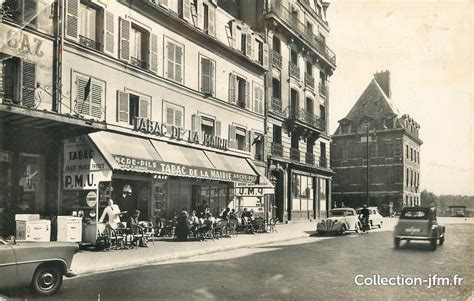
xmin=71 ymin=220 xmax=316 ymax=276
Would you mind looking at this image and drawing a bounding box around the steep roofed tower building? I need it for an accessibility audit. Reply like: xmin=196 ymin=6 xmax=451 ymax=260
xmin=331 ymin=71 xmax=422 ymax=216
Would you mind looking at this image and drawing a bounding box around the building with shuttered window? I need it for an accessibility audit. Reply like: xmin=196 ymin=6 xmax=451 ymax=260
xmin=222 ymin=0 xmax=337 ymax=221
xmin=0 ymin=0 xmax=274 ymax=237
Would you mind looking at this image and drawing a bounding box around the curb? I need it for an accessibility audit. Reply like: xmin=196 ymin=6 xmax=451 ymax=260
xmin=72 ymin=232 xmax=311 ymax=277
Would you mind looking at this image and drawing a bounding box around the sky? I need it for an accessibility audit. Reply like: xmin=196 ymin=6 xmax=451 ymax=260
xmin=325 ymin=0 xmax=474 ymax=196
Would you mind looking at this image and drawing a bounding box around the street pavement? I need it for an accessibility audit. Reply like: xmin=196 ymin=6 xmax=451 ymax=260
xmin=6 ymin=217 xmax=473 ymax=300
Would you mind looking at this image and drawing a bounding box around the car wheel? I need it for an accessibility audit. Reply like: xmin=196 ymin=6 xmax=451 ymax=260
xmin=370 ymin=221 xmax=374 ymax=229
xmin=340 ymin=224 xmax=347 ymax=235
xmin=355 ymin=224 xmax=359 ymax=233
xmin=31 ymin=264 xmax=63 ymax=296
xmin=430 ymin=239 xmax=437 ymax=251
xmin=394 ymin=237 xmax=400 ymax=249
xmin=378 ymin=221 xmax=383 ymax=229
xmin=439 ymin=236 xmax=445 ymax=245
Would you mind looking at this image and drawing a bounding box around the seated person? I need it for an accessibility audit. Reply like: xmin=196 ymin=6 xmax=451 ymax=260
xmin=220 ymin=207 xmax=231 ymax=221
xmin=127 ymin=210 xmax=147 ymax=247
xmin=99 ymin=198 xmax=125 ymax=229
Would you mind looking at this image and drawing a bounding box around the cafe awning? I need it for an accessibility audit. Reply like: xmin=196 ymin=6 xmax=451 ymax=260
xmin=87 ymin=131 xmax=263 ymax=184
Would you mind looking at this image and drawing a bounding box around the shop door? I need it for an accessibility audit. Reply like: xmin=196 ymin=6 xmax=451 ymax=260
xmin=275 ymin=173 xmax=284 ymax=222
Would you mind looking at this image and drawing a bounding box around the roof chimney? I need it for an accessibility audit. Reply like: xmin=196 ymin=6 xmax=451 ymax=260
xmin=374 ymin=70 xmax=391 ymax=98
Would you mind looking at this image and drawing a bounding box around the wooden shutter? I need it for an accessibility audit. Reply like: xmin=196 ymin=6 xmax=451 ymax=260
xmin=65 ymin=0 xmax=79 ymax=41
xmin=183 ymin=0 xmax=191 ymax=22
xmin=201 ymin=58 xmax=210 ymax=94
xmin=253 ymin=85 xmax=259 ymax=113
xmin=196 ymin=0 xmax=203 ymax=29
xmin=208 ymin=6 xmax=216 ymax=36
xmin=215 ymin=120 xmax=221 ymax=137
xmin=245 ymin=81 xmax=251 ymax=110
xmin=228 ymin=73 xmax=236 ymax=104
xmin=231 ymin=21 xmax=237 ymax=49
xmin=228 ymin=125 xmax=236 ymax=149
xmin=191 ymin=0 xmax=198 ymax=27
xmin=175 ymin=109 xmax=182 ymax=127
xmin=249 ymin=130 xmax=255 ymax=155
xmin=104 ymin=11 xmax=114 ymax=55
xmin=175 ymin=45 xmax=183 ymax=83
xmin=90 ymin=81 xmax=103 ymax=119
xmin=209 ymin=61 xmax=214 ymax=95
xmin=21 ymin=61 xmax=36 ymax=108
xmin=117 ymin=91 xmax=129 ymax=123
xmin=139 ymin=96 xmax=150 ymax=119
xmin=23 ymin=1 xmax=38 ymax=27
xmin=263 ymin=42 xmax=269 ymax=68
xmin=119 ymin=18 xmax=131 ymax=62
xmin=192 ymin=113 xmax=202 ymax=132
xmin=150 ymin=33 xmax=158 ymax=73
xmin=76 ymin=77 xmax=89 ymax=115
xmin=246 ymin=32 xmax=252 ymax=58
xmin=166 ymin=106 xmax=174 ymax=125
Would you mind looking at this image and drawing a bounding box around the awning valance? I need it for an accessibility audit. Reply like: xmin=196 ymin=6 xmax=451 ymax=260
xmin=88 ymin=131 xmax=265 ymax=184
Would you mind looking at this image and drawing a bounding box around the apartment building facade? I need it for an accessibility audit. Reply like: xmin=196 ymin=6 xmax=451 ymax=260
xmin=331 ymin=71 xmax=422 ymax=215
xmin=0 ymin=0 xmax=272 ymax=236
xmin=222 ymin=0 xmax=336 ymax=221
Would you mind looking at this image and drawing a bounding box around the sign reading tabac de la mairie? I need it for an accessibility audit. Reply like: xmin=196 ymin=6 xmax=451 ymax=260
xmin=113 ymin=155 xmax=257 ymax=183
xmin=134 ymin=117 xmax=229 ymax=151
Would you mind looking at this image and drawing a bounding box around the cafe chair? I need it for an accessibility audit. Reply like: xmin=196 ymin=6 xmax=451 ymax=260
xmin=138 ymin=221 xmax=155 ymax=245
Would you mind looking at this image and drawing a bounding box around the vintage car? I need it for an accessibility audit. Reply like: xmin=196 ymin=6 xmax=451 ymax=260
xmin=357 ymin=206 xmax=384 ymax=228
xmin=316 ymin=208 xmax=360 ymax=235
xmin=0 ymin=238 xmax=78 ymax=296
xmin=394 ymin=207 xmax=446 ymax=251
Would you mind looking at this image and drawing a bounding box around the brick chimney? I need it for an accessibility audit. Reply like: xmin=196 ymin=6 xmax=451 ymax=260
xmin=374 ymin=70 xmax=391 ymax=98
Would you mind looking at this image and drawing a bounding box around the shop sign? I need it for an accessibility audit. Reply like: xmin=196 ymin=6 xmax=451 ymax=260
xmin=63 ymin=136 xmax=112 ymax=190
xmin=235 ymin=186 xmax=265 ymax=197
xmin=86 ymin=191 xmax=97 ymax=207
xmin=113 ymin=155 xmax=257 ymax=183
xmin=133 ymin=117 xmax=229 ymax=151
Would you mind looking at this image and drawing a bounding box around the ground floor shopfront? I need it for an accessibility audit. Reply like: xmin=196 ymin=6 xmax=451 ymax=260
xmin=270 ymin=160 xmax=332 ymax=222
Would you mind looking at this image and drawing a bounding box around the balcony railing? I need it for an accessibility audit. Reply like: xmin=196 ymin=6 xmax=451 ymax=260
xmin=79 ymin=35 xmax=100 ymax=51
xmin=305 ymin=152 xmax=315 ymax=165
xmin=290 ymin=148 xmax=300 ymax=162
xmin=270 ymin=97 xmax=283 ymax=114
xmin=272 ymin=50 xmax=282 ymax=69
xmin=267 ymin=1 xmax=336 ymax=66
xmin=271 ymin=143 xmax=283 ymax=157
xmin=290 ymin=63 xmax=300 ymax=80
xmin=319 ymin=156 xmax=328 ymax=168
xmin=288 ymin=106 xmax=326 ymax=131
xmin=319 ymin=82 xmax=327 ymax=96
xmin=298 ymin=0 xmax=328 ymax=28
xmin=131 ymin=57 xmax=148 ymax=69
xmin=305 ymin=73 xmax=315 ymax=89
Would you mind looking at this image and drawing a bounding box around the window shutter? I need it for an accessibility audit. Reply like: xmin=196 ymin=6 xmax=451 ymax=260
xmin=209 ymin=61 xmax=215 ymax=95
xmin=175 ymin=109 xmax=182 ymax=127
xmin=139 ymin=96 xmax=150 ymax=119
xmin=228 ymin=73 xmax=236 ymax=104
xmin=245 ymin=81 xmax=251 ymax=110
xmin=192 ymin=113 xmax=202 ymax=132
xmin=90 ymin=81 xmax=103 ymax=119
xmin=166 ymin=42 xmax=173 ymax=79
xmin=104 ymin=11 xmax=114 ymax=55
xmin=183 ymin=0 xmax=191 ymax=22
xmin=253 ymin=85 xmax=258 ymax=112
xmin=159 ymin=0 xmax=169 ymax=7
xmin=263 ymin=42 xmax=269 ymax=68
xmin=208 ymin=6 xmax=216 ymax=36
xmin=166 ymin=107 xmax=174 ymax=125
xmin=259 ymin=87 xmax=264 ymax=114
xmin=23 ymin=1 xmax=38 ymax=27
xmin=119 ymin=18 xmax=131 ymax=62
xmin=231 ymin=21 xmax=237 ymax=49
xmin=246 ymin=32 xmax=252 ymax=58
xmin=65 ymin=0 xmax=79 ymax=41
xmin=76 ymin=77 xmax=89 ymax=115
xmin=196 ymin=0 xmax=204 ymax=29
xmin=117 ymin=91 xmax=129 ymax=123
xmin=150 ymin=33 xmax=158 ymax=73
xmin=248 ymin=130 xmax=254 ymax=154
xmin=215 ymin=120 xmax=221 ymax=137
xmin=175 ymin=45 xmax=183 ymax=82
xmin=191 ymin=0 xmax=198 ymax=27
xmin=21 ymin=61 xmax=36 ymax=108
xmin=201 ymin=58 xmax=210 ymax=94
xmin=228 ymin=125 xmax=236 ymax=149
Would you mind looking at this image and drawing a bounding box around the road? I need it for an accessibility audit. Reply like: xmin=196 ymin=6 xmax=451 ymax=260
xmin=9 ymin=222 xmax=474 ymax=300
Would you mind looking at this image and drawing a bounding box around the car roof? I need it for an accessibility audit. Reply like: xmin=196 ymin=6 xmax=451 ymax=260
xmin=331 ymin=208 xmax=355 ymax=211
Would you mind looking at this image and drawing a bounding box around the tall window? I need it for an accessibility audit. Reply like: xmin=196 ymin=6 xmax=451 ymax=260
xmin=235 ymin=127 xmax=247 ymax=151
xmin=201 ymin=116 xmax=215 ymax=136
xmin=78 ymin=2 xmax=100 ymax=50
xmin=76 ymin=75 xmax=105 ymax=120
xmin=253 ymin=84 xmax=264 ymax=114
xmin=306 ymin=61 xmax=313 ymax=76
xmin=306 ymin=98 xmax=314 ymax=115
xmin=253 ymin=133 xmax=264 ymax=161
xmin=406 ymin=145 xmax=409 ymax=159
xmin=200 ymin=57 xmax=215 ymax=95
xmin=202 ymin=2 xmax=215 ymax=36
xmin=290 ymin=49 xmax=298 ymax=66
xmin=320 ymin=142 xmax=326 ymax=159
xmin=165 ymin=103 xmax=184 ymax=128
xmin=273 ymin=125 xmax=282 ymax=144
xmin=166 ymin=40 xmax=184 ymax=83
xmin=273 ymin=37 xmax=281 ymax=53
xmin=240 ymin=33 xmax=247 ymax=55
xmin=406 ymin=168 xmax=409 ymax=186
xmin=256 ymin=40 xmax=264 ymax=64
xmin=320 ymin=104 xmax=326 ymax=122
xmin=130 ymin=26 xmax=142 ymax=61
xmin=117 ymin=91 xmax=150 ymax=125
xmin=236 ymin=76 xmax=247 ymax=108
xmin=272 ymin=78 xmax=281 ymax=100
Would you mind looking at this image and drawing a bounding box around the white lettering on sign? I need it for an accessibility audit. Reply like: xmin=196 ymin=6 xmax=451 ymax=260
xmin=235 ymin=187 xmax=264 ymax=197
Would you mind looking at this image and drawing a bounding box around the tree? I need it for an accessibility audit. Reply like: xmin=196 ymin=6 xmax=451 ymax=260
xmin=420 ymin=189 xmax=438 ymax=207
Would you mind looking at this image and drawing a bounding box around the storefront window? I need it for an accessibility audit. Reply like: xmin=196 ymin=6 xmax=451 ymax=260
xmin=18 ymin=153 xmax=45 ymax=212
xmin=292 ymin=174 xmax=301 ymax=211
xmin=152 ymin=181 xmax=167 ymax=219
xmin=319 ymin=178 xmax=327 ymax=213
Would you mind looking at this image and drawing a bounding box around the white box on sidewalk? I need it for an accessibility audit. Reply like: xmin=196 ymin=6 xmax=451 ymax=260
xmin=16 ymin=220 xmax=51 ymax=242
xmin=57 ymin=216 xmax=82 ymax=242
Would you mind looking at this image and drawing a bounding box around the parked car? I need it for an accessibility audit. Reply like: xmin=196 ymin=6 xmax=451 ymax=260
xmin=394 ymin=207 xmax=445 ymax=251
xmin=0 ymin=238 xmax=78 ymax=296
xmin=317 ymin=208 xmax=360 ymax=235
xmin=357 ymin=207 xmax=384 ymax=228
